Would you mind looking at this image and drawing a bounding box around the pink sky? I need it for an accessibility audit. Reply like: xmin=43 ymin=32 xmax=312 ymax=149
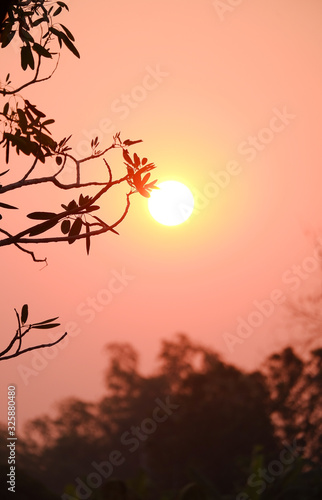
xmin=1 ymin=0 xmax=322 ymax=429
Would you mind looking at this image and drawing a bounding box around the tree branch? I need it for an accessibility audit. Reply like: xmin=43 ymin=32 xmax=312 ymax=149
xmin=0 ymin=332 xmax=68 ymax=361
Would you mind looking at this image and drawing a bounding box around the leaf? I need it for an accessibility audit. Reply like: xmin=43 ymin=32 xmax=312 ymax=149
xmin=21 ymin=304 xmax=29 ymax=325
xmin=138 ymin=188 xmax=151 ymax=198
xmin=19 ymin=28 xmax=34 ymax=43
xmin=53 ymin=6 xmax=62 ymax=16
xmin=57 ymin=1 xmax=69 ymax=10
xmin=25 ymin=100 xmax=46 ymax=118
xmin=32 ymin=17 xmax=46 ymax=27
xmin=123 ymin=149 xmax=134 ymax=165
xmin=33 ymin=131 xmax=57 ymax=150
xmin=5 ymin=141 xmax=9 ymax=164
xmin=27 ymin=212 xmax=57 ymax=220
xmin=133 ymin=153 xmax=140 ymax=168
xmin=42 ymin=119 xmax=55 ymax=126
xmin=3 ymin=102 xmax=9 ymax=116
xmin=21 ymin=44 xmax=35 ymax=70
xmin=1 ymin=28 xmax=15 ymax=49
xmin=48 ymin=26 xmax=62 ymax=38
xmin=59 ymin=23 xmax=75 ymax=41
xmin=32 ymin=323 xmax=60 ymax=329
xmin=142 ymin=157 xmax=148 ymax=165
xmin=79 ymin=194 xmax=89 ymax=206
xmin=32 ymin=42 xmax=52 ymax=58
xmin=68 ymin=217 xmax=82 ymax=244
xmin=60 ymin=33 xmax=80 ymax=58
xmin=61 ymin=219 xmax=70 ymax=234
xmin=142 ymin=173 xmax=151 ymax=185
xmin=67 ymin=200 xmax=78 ymax=210
xmin=0 ymin=201 xmax=18 ymax=210
xmin=28 ymin=219 xmax=58 ymax=237
xmin=123 ymin=139 xmax=143 ymax=146
xmin=85 ymin=222 xmax=91 ymax=255
xmin=0 ymin=169 xmax=9 ymax=177
xmin=17 ymin=108 xmax=28 ymax=132
xmin=32 ymin=317 xmax=59 ymax=326
xmin=5 ymin=133 xmax=32 ymax=156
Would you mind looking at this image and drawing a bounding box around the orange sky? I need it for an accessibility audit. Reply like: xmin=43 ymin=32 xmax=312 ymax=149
xmin=1 ymin=0 xmax=322 ymax=429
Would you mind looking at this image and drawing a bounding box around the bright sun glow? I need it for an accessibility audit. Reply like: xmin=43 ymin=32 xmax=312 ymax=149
xmin=148 ymin=181 xmax=194 ymax=226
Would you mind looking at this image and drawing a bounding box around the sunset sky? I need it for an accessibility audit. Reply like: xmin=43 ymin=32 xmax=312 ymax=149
xmin=1 ymin=0 xmax=322 ymax=429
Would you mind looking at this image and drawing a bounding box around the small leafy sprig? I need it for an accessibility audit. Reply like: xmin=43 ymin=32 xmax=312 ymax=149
xmin=123 ymin=149 xmax=158 ymax=198
xmin=0 ymin=303 xmax=67 ymax=361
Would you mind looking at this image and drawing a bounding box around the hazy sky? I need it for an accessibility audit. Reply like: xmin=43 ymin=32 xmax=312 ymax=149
xmin=1 ymin=0 xmax=322 ymax=429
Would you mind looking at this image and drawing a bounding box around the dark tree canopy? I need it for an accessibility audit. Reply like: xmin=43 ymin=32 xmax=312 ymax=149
xmin=2 ymin=334 xmax=321 ymax=499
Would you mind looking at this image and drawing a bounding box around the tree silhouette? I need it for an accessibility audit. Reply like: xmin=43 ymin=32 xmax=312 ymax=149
xmin=0 ymin=1 xmax=158 ymax=360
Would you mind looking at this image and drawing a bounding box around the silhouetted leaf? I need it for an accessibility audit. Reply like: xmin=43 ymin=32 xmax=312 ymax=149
xmin=32 ymin=42 xmax=52 ymax=58
xmin=61 ymin=219 xmax=70 ymax=234
xmin=57 ymin=1 xmax=69 ymax=9
xmin=133 ymin=153 xmax=140 ymax=168
xmin=25 ymin=100 xmax=46 ymax=118
xmin=1 ymin=28 xmax=15 ymax=49
xmin=17 ymin=108 xmax=28 ymax=132
xmin=5 ymin=141 xmax=9 ymax=164
xmin=32 ymin=323 xmax=60 ymax=329
xmin=33 ymin=131 xmax=56 ymax=150
xmin=60 ymin=32 xmax=80 ymax=58
xmin=19 ymin=27 xmax=34 ymax=43
xmin=68 ymin=217 xmax=82 ymax=244
xmin=0 ymin=201 xmax=18 ymax=210
xmin=85 ymin=222 xmax=90 ymax=255
xmin=3 ymin=102 xmax=9 ymax=116
xmin=32 ymin=17 xmax=47 ymax=27
xmin=79 ymin=194 xmax=90 ymax=206
xmin=59 ymin=23 xmax=75 ymax=41
xmin=21 ymin=44 xmax=35 ymax=70
xmin=123 ymin=139 xmax=143 ymax=146
xmin=32 ymin=317 xmax=59 ymax=326
xmin=27 ymin=212 xmax=57 ymax=220
xmin=123 ymin=149 xmax=134 ymax=165
xmin=42 ymin=119 xmax=55 ymax=126
xmin=29 ymin=219 xmax=58 ymax=237
xmin=21 ymin=304 xmax=28 ymax=325
xmin=53 ymin=6 xmax=62 ymax=16
xmin=86 ymin=205 xmax=100 ymax=212
xmin=48 ymin=26 xmax=62 ymax=38
xmin=142 ymin=173 xmax=151 ymax=185
xmin=0 ymin=169 xmax=9 ymax=177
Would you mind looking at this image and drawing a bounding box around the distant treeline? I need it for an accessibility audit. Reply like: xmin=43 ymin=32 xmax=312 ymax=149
xmin=1 ymin=334 xmax=322 ymax=499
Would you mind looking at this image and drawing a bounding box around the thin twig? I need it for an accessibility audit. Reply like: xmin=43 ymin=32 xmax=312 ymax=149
xmin=0 ymin=332 xmax=68 ymax=361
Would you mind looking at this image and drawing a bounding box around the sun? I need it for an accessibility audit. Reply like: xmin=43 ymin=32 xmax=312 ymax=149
xmin=148 ymin=180 xmax=194 ymax=226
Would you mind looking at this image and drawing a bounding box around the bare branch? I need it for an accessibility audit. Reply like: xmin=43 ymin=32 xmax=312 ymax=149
xmin=0 ymin=332 xmax=68 ymax=361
